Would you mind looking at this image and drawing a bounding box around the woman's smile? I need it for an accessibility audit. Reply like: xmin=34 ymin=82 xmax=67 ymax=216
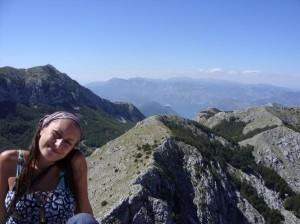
xmin=47 ymin=146 xmax=63 ymax=155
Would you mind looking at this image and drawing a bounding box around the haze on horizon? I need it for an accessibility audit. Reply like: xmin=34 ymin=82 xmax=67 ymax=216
xmin=0 ymin=0 xmax=299 ymax=89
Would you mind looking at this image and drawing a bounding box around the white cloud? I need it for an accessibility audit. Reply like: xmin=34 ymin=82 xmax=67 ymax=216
xmin=241 ymin=70 xmax=261 ymax=75
xmin=208 ymin=68 xmax=223 ymax=73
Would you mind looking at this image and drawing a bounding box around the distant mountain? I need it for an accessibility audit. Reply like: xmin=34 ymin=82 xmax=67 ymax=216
xmin=0 ymin=65 xmax=144 ymax=152
xmin=86 ymin=77 xmax=300 ymax=118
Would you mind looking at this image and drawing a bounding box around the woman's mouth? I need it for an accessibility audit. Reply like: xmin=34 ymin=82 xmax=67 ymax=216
xmin=48 ymin=147 xmax=63 ymax=155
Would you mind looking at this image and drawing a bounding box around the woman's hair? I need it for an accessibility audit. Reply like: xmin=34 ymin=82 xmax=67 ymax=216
xmin=7 ymin=112 xmax=80 ymax=218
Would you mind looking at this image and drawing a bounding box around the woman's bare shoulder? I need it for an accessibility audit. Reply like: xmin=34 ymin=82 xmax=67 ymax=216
xmin=0 ymin=149 xmax=19 ymax=162
xmin=0 ymin=149 xmax=29 ymax=160
xmin=0 ymin=150 xmax=19 ymax=175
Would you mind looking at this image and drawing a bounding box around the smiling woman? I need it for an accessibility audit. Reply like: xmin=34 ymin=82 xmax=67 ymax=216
xmin=0 ymin=111 xmax=99 ymax=224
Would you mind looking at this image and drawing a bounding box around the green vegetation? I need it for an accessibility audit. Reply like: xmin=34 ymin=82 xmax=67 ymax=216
xmin=212 ymin=117 xmax=246 ymax=142
xmin=0 ymin=103 xmax=135 ymax=153
xmin=254 ymin=165 xmax=295 ymax=199
xmin=231 ymin=176 xmax=284 ymax=224
xmin=283 ymin=194 xmax=300 ymax=218
xmin=212 ymin=118 xmax=277 ymax=142
xmin=0 ymin=102 xmax=57 ymax=150
xmin=285 ymin=123 xmax=300 ymax=134
xmin=79 ymin=107 xmax=135 ymax=148
xmin=160 ymin=117 xmax=255 ymax=171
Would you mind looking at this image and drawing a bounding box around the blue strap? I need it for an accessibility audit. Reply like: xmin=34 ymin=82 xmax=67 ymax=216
xmin=12 ymin=150 xmax=24 ymax=191
xmin=16 ymin=150 xmax=24 ymax=177
xmin=56 ymin=171 xmax=66 ymax=190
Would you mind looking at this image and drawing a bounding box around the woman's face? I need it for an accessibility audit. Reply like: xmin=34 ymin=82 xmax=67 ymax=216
xmin=38 ymin=119 xmax=81 ymax=163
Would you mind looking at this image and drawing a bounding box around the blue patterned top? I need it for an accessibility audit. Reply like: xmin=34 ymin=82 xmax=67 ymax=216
xmin=5 ymin=188 xmax=76 ymax=224
xmin=4 ymin=150 xmax=76 ymax=224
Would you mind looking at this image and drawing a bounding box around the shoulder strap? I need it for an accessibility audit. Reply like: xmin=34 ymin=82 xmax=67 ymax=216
xmin=16 ymin=150 xmax=24 ymax=177
xmin=56 ymin=170 xmax=66 ymax=190
xmin=12 ymin=150 xmax=24 ymax=191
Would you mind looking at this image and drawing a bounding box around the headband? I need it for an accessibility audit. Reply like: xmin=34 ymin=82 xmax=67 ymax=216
xmin=40 ymin=111 xmax=82 ymax=137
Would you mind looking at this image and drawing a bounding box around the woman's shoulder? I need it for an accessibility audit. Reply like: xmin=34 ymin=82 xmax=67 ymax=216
xmin=0 ymin=149 xmax=18 ymax=162
xmin=0 ymin=149 xmax=29 ymax=161
xmin=0 ymin=149 xmax=20 ymax=175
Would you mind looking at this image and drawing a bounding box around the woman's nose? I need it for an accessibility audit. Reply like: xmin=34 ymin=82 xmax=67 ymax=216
xmin=55 ymin=138 xmax=64 ymax=148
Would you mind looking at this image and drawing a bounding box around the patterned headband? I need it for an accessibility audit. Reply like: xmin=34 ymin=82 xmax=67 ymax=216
xmin=40 ymin=111 xmax=82 ymax=137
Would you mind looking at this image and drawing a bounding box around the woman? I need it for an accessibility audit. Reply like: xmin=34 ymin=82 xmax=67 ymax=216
xmin=0 ymin=111 xmax=99 ymax=223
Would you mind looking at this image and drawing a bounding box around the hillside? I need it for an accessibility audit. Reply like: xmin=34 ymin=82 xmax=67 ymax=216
xmin=87 ymin=113 xmax=300 ymax=223
xmin=0 ymin=65 xmax=144 ymax=152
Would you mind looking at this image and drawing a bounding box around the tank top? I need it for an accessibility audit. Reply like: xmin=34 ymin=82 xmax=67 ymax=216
xmin=4 ymin=150 xmax=76 ymax=224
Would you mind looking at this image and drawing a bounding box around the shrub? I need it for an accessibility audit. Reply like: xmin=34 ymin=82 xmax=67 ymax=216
xmin=212 ymin=119 xmax=246 ymax=142
xmin=142 ymin=143 xmax=151 ymax=151
xmin=101 ymin=200 xmax=108 ymax=206
xmin=284 ymin=194 xmax=300 ymax=218
xmin=254 ymin=165 xmax=295 ymax=199
xmin=135 ymin=152 xmax=143 ymax=158
xmin=231 ymin=175 xmax=284 ymax=224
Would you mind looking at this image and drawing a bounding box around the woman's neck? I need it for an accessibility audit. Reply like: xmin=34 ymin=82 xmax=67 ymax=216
xmin=35 ymin=156 xmax=55 ymax=171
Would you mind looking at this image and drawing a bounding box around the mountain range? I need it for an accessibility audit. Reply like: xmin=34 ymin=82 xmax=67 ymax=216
xmin=1 ymin=65 xmax=300 ymax=223
xmin=86 ymin=78 xmax=300 ymax=118
xmin=0 ymin=65 xmax=144 ymax=152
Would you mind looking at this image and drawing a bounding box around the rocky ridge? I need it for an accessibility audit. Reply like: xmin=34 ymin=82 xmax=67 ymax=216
xmin=195 ymin=105 xmax=300 ymax=193
xmin=87 ymin=114 xmax=300 ymax=223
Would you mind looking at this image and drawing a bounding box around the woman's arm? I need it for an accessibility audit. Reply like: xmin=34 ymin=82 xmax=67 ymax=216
xmin=70 ymin=151 xmax=93 ymax=214
xmin=0 ymin=150 xmax=16 ymax=223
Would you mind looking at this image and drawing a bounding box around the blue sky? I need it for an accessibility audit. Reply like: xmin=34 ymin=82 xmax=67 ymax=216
xmin=0 ymin=0 xmax=299 ymax=89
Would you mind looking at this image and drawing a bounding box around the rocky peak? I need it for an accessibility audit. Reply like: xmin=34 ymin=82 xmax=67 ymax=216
xmin=26 ymin=64 xmax=60 ymax=76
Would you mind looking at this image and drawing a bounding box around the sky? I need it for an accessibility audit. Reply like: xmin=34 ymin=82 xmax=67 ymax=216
xmin=0 ymin=0 xmax=300 ymax=89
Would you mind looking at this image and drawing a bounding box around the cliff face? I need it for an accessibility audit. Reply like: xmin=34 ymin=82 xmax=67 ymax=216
xmin=87 ymin=114 xmax=300 ymax=224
